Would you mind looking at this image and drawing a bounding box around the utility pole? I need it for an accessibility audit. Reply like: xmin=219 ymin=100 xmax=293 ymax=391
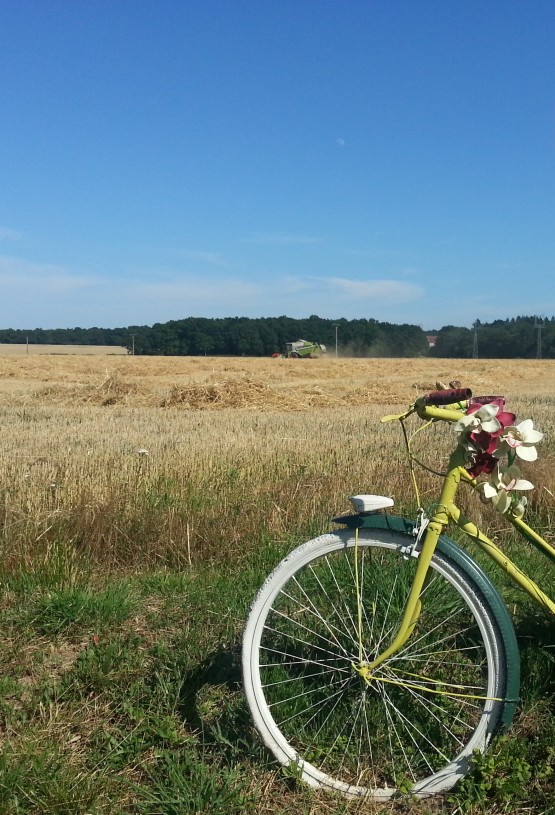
xmin=131 ymin=334 xmax=135 ymax=356
xmin=472 ymin=322 xmax=479 ymax=359
xmin=535 ymin=317 xmax=543 ymax=359
xmin=333 ymin=324 xmax=338 ymax=358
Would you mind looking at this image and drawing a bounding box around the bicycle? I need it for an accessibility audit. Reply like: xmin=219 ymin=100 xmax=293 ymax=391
xmin=242 ymin=387 xmax=555 ymax=800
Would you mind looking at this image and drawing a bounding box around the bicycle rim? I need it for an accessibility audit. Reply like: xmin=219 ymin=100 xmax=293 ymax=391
xmin=243 ymin=530 xmax=510 ymax=799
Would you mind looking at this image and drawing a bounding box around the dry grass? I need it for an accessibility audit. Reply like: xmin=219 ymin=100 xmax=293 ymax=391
xmin=2 ymin=353 xmax=555 ymax=409
xmin=1 ymin=354 xmax=555 ymax=571
xmin=0 ymin=343 xmax=128 ymax=356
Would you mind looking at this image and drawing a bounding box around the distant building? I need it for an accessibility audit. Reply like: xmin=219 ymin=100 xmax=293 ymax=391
xmin=426 ymin=335 xmax=437 ymax=348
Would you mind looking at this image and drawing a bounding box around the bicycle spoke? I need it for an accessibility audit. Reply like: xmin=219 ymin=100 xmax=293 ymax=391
xmin=266 ymin=606 xmax=358 ymax=662
xmin=379 ymin=682 xmax=452 ymax=769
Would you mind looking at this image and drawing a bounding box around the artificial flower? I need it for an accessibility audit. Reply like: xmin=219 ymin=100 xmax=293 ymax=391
xmin=455 ymin=403 xmax=501 ymax=435
xmin=477 ymin=464 xmax=534 ymax=515
xmin=495 ymin=419 xmax=543 ymax=462
xmin=457 ymin=399 xmax=518 ymax=475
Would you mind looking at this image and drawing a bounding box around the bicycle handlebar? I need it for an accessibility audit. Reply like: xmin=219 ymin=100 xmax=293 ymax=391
xmin=382 ymin=388 xmax=502 ymax=424
xmin=420 ymin=388 xmax=472 ymax=406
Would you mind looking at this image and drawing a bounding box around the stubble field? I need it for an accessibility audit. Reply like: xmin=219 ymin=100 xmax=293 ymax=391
xmin=0 ymin=354 xmax=553 ymax=814
xmin=2 ymin=352 xmax=555 ymax=407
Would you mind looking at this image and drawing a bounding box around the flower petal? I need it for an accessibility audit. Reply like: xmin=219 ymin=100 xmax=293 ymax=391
xmin=523 ymin=429 xmax=543 ymax=444
xmin=497 ymin=411 xmax=517 ymax=427
xmin=481 ymin=417 xmax=502 ymax=433
xmin=516 ymin=419 xmax=533 ymax=434
xmin=512 ymin=479 xmax=534 ymax=491
xmin=515 ymin=445 xmax=538 ymax=461
xmin=477 ymin=404 xmax=500 ymax=420
xmin=481 ymin=482 xmax=498 ymax=499
xmin=493 ymin=492 xmax=511 ymax=514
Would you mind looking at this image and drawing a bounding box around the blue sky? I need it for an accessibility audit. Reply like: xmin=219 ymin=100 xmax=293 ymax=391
xmin=1 ymin=1 xmax=554 ymax=331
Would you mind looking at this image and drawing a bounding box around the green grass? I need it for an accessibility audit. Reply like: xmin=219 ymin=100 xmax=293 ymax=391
xmin=0 ymin=546 xmax=553 ymax=814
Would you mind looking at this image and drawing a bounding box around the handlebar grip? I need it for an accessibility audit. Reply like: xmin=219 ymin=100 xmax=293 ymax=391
xmin=422 ymin=388 xmax=472 ymax=406
xmin=469 ymin=394 xmax=504 ymax=405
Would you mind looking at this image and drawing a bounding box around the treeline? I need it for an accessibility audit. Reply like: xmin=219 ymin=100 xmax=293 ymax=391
xmin=431 ymin=317 xmax=555 ymax=358
xmin=0 ymin=316 xmax=428 ymax=357
xmin=2 ymin=315 xmax=554 ymax=358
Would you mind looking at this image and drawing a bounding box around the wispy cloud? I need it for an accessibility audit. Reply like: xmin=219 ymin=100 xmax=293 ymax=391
xmin=0 ymin=226 xmax=22 ymax=241
xmin=326 ymin=277 xmax=422 ymax=301
xmin=130 ymin=274 xmax=422 ymax=319
xmin=279 ymin=275 xmax=315 ymax=294
xmin=0 ymin=253 xmax=425 ymax=329
xmin=281 ymin=275 xmax=423 ymax=303
xmin=135 ymin=275 xmax=259 ymax=303
xmin=0 ymin=256 xmax=97 ymax=293
xmin=241 ymin=232 xmax=323 ymax=245
xmin=179 ymin=250 xmax=229 ymax=268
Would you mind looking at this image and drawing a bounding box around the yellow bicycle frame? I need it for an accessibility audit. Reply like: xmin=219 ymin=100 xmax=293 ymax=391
xmin=357 ymin=401 xmax=555 ymax=681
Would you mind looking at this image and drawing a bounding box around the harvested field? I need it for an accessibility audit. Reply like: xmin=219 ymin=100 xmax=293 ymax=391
xmin=1 ymin=353 xmax=554 ymax=409
xmin=0 ymin=343 xmax=128 ymax=356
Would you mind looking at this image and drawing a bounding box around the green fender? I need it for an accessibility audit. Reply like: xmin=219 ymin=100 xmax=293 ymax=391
xmin=333 ymin=511 xmax=521 ymax=729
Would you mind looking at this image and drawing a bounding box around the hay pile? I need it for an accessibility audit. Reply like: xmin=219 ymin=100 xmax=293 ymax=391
xmin=161 ymin=377 xmax=342 ymax=410
xmin=24 ymin=372 xmax=152 ymax=407
xmin=162 ymin=377 xmax=276 ymax=409
xmin=161 ymin=377 xmax=408 ymax=410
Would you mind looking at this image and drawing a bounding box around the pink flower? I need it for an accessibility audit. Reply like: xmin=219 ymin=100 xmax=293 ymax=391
xmin=458 ymin=398 xmax=517 ymax=476
xmin=466 ymin=399 xmax=516 ymax=440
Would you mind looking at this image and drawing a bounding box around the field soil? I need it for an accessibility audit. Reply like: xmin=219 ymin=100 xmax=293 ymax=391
xmin=1 ymin=353 xmax=553 ymax=409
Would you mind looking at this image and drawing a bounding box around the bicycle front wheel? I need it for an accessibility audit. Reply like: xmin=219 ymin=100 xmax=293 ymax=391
xmin=242 ymin=528 xmax=516 ymax=799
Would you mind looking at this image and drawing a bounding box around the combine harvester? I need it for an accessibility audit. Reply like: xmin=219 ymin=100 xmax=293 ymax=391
xmin=272 ymin=339 xmax=327 ymax=359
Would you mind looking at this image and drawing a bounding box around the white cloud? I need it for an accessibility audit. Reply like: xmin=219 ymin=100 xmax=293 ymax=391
xmin=277 ymin=274 xmax=422 ymax=303
xmin=325 ymin=277 xmax=422 ymax=302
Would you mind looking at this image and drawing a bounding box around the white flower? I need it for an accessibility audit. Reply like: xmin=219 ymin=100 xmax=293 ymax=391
xmin=455 ymin=404 xmax=501 ymax=436
xmin=477 ymin=464 xmax=534 ymax=516
xmin=495 ymin=419 xmax=543 ymax=462
xmin=490 ymin=489 xmax=529 ymax=518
